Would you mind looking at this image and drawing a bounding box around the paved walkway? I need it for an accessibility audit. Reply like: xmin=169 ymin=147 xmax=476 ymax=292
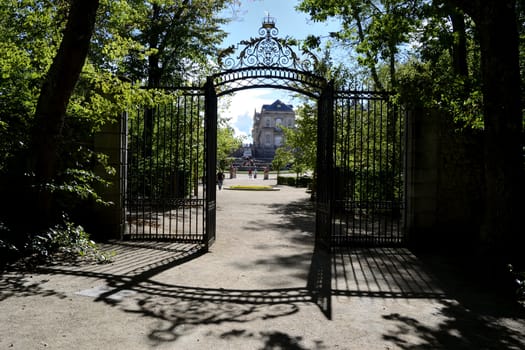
xmin=1 ymin=175 xmax=524 ymax=349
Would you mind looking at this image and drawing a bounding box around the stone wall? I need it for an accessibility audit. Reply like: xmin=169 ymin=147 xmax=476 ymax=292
xmin=406 ymin=109 xmax=484 ymax=250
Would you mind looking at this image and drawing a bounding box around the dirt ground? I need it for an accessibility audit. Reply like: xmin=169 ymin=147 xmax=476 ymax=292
xmin=1 ymin=175 xmax=524 ymax=349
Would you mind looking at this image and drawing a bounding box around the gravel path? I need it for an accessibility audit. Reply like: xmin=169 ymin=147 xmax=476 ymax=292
xmin=1 ymin=175 xmax=524 ymax=349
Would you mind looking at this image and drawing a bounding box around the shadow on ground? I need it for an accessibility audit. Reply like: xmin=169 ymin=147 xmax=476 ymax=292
xmin=1 ymin=197 xmax=524 ymax=348
xmin=0 ymin=239 xmax=326 ymax=347
xmin=242 ymin=199 xmax=316 ymax=245
xmin=381 ymin=250 xmax=525 ymax=350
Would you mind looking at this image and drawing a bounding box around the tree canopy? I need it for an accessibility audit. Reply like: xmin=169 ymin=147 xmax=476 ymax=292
xmin=297 ymin=0 xmax=524 ymax=260
xmin=0 ymin=0 xmax=236 ymax=260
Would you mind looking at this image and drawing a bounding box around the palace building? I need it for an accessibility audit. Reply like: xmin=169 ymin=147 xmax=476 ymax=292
xmin=251 ymin=99 xmax=295 ymax=160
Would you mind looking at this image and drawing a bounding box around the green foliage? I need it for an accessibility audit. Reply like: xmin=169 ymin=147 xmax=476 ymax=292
xmin=0 ymin=0 xmax=238 ymax=263
xmin=298 ymin=0 xmax=502 ymax=132
xmin=397 ymin=63 xmax=484 ymax=128
xmin=0 ymin=1 xmax=63 ymax=170
xmin=272 ymin=147 xmax=292 ymax=178
xmin=298 ymin=0 xmax=422 ymax=89
xmin=27 ymin=217 xmax=115 ymax=264
xmin=277 ymin=176 xmax=312 ymax=188
xmin=0 ymin=215 xmax=115 ymax=266
xmin=217 ymin=121 xmax=242 ymax=170
xmin=46 ymin=168 xmax=115 ymax=206
xmin=282 ymin=100 xmax=317 ymax=173
xmin=0 ymin=1 xmax=124 ymax=190
xmin=93 ymin=0 xmax=233 ymax=86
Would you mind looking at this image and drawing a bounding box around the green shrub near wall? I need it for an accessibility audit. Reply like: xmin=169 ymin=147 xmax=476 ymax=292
xmin=277 ymin=176 xmax=312 ymax=188
xmin=277 ymin=176 xmax=289 ymax=185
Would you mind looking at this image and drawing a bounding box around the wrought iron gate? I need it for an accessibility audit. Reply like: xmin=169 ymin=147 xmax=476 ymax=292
xmin=331 ymin=90 xmax=406 ymax=245
xmin=122 ymin=16 xmax=406 ymax=247
xmin=124 ymin=88 xmax=212 ymax=244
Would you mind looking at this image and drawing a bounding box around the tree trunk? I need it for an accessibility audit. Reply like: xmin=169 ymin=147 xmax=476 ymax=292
xmin=31 ymin=0 xmax=100 ymax=229
xmin=448 ymin=8 xmax=469 ymax=77
xmin=449 ymin=0 xmax=524 ymax=264
xmin=478 ymin=2 xmax=524 ymax=260
xmin=350 ymin=3 xmax=384 ymax=91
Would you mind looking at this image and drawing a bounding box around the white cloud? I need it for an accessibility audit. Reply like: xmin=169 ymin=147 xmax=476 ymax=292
xmin=218 ymin=89 xmax=295 ymax=144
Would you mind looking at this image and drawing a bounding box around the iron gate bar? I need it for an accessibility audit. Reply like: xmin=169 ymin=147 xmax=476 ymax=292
xmin=205 ymin=78 xmax=217 ymax=248
xmin=124 ymin=89 xmax=208 ymax=243
xmin=316 ymin=81 xmax=335 ymax=249
xmin=332 ymin=90 xmax=405 ymax=246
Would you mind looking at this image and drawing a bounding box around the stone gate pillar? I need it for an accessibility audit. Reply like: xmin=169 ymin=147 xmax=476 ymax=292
xmin=405 ymin=108 xmax=440 ymax=245
xmin=92 ymin=112 xmax=126 ymax=240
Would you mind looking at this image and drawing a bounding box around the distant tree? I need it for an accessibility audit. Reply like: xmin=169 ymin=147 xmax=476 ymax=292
xmin=282 ymin=101 xmax=317 ymax=173
xmin=272 ymin=147 xmax=292 ymax=178
xmin=217 ymin=122 xmax=243 ymax=171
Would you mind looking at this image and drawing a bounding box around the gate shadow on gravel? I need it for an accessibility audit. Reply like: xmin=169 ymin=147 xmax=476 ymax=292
xmin=241 ymin=199 xmax=317 ymax=245
xmin=0 ymin=239 xmax=326 ymax=346
xmin=3 ymin=209 xmax=524 ymax=348
xmin=223 ymin=194 xmax=525 ymax=348
xmin=378 ymin=251 xmax=525 ymax=350
xmin=29 ymin=264 xmax=323 ymax=346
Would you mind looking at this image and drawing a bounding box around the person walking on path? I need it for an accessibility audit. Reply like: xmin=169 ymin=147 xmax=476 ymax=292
xmin=248 ymin=168 xmax=252 ymax=179
xmin=217 ymin=170 xmax=225 ymax=190
xmin=264 ymin=166 xmax=269 ymax=180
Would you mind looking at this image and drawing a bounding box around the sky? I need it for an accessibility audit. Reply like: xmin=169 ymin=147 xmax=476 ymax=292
xmin=218 ymin=0 xmax=341 ymax=143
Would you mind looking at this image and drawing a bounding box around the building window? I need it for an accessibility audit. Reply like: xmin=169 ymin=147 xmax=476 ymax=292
xmin=265 ymin=118 xmax=270 ymax=127
xmin=275 ymin=118 xmax=282 ymax=126
xmin=265 ymin=134 xmax=271 ymax=145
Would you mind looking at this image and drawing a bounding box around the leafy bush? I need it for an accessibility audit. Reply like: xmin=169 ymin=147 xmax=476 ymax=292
xmin=508 ymin=264 xmax=525 ymax=307
xmin=277 ymin=176 xmax=312 ymax=188
xmin=296 ymin=176 xmax=312 ymax=188
xmin=277 ymin=176 xmax=288 ymax=185
xmin=27 ymin=218 xmax=115 ymax=264
xmin=0 ymin=215 xmax=114 ymax=267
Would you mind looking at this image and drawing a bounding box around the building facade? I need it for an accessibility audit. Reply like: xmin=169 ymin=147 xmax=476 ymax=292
xmin=251 ymin=99 xmax=295 ymax=159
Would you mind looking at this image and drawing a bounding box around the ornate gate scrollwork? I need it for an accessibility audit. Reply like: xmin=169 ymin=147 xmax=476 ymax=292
xmin=214 ymin=16 xmax=325 ymax=98
xmin=218 ymin=15 xmax=317 ymax=72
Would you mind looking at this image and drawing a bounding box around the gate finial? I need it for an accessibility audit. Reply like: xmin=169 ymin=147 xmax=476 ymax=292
xmin=262 ymin=13 xmax=275 ymax=30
